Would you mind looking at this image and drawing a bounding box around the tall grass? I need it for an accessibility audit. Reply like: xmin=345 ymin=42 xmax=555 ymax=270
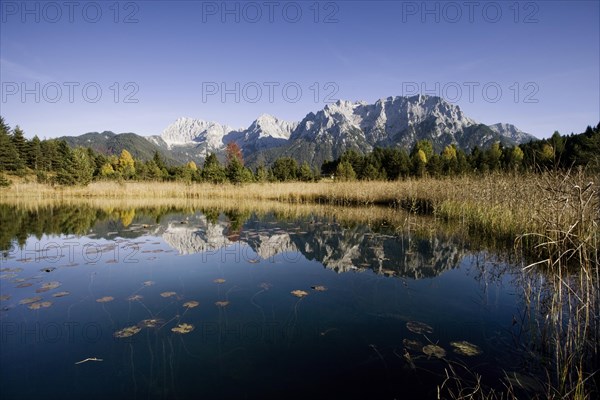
xmin=515 ymin=169 xmax=599 ymax=399
xmin=0 ymin=174 xmax=557 ymax=243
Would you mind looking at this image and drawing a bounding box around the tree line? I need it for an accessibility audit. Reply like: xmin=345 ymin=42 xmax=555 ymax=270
xmin=1 ymin=116 xmax=598 ymax=187
xmin=322 ymin=124 xmax=599 ymax=181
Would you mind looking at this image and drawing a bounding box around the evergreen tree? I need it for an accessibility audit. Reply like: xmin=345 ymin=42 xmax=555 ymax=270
xmin=335 ymin=160 xmax=356 ymax=181
xmin=298 ymin=161 xmax=314 ymax=182
xmin=426 ymin=154 xmax=442 ymax=178
xmin=202 ymin=153 xmax=226 ymax=183
xmin=362 ymin=162 xmax=380 ymax=181
xmin=27 ymin=136 xmax=43 ymax=170
xmin=272 ymin=157 xmax=298 ymax=181
xmin=255 ymin=164 xmax=269 ymax=182
xmin=0 ymin=125 xmax=21 ymax=171
xmin=11 ymin=126 xmax=28 ymax=166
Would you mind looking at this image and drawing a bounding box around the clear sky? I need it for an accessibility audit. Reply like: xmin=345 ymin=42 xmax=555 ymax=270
xmin=1 ymin=0 xmax=598 ymax=139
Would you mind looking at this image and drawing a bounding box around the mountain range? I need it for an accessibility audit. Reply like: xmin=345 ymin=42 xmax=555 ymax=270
xmin=61 ymin=95 xmax=537 ymax=168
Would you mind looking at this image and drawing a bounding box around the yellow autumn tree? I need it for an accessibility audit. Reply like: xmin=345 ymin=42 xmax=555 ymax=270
xmin=118 ymin=149 xmax=135 ymax=179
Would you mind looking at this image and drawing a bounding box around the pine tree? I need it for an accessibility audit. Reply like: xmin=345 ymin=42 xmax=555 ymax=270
xmin=11 ymin=126 xmax=28 ymax=164
xmin=27 ymin=136 xmax=42 ymax=170
xmin=202 ymin=153 xmax=226 ymax=183
xmin=335 ymin=160 xmax=356 ymax=181
xmin=0 ymin=122 xmax=22 ymax=171
xmin=299 ymin=161 xmax=314 ymax=182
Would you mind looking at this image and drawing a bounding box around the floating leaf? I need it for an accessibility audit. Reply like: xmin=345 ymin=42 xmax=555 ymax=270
xmin=160 ymin=291 xmax=177 ymax=298
xmin=402 ymin=338 xmax=423 ymax=352
xmin=16 ymin=282 xmax=33 ymax=288
xmin=213 ymin=278 xmax=226 ymax=284
xmin=171 ymin=323 xmax=194 ymax=334
xmin=28 ymin=301 xmax=52 ymax=310
xmin=0 ymin=295 xmax=11 ymax=301
xmin=450 ymin=341 xmax=482 ymax=356
xmin=406 ymin=321 xmax=433 ymax=335
xmin=142 ymin=281 xmax=155 ymax=287
xmin=422 ymin=344 xmax=446 ymax=359
xmin=311 ymin=285 xmax=327 ymax=292
xmin=52 ymin=291 xmax=70 ymax=298
xmin=258 ymin=282 xmax=272 ymax=290
xmin=36 ymin=281 xmax=61 ymax=293
xmin=114 ymin=326 xmax=141 ymax=338
xmin=138 ymin=318 xmax=164 ymax=329
xmin=19 ymin=296 xmax=42 ymax=305
xmin=96 ymin=296 xmax=114 ymax=303
xmin=183 ymin=301 xmax=199 ymax=308
xmin=291 ymin=290 xmax=309 ymax=298
xmin=215 ymin=301 xmax=229 ymax=307
xmin=127 ymin=295 xmax=143 ymax=301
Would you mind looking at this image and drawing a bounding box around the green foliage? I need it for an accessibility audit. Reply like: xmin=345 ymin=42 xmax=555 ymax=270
xmin=298 ymin=161 xmax=314 ymax=182
xmin=202 ymin=153 xmax=227 ymax=184
xmin=0 ymin=172 xmax=11 ymax=187
xmin=412 ymin=140 xmax=433 ymax=161
xmin=254 ymin=164 xmax=269 ymax=182
xmin=272 ymin=157 xmax=298 ymax=181
xmin=226 ymin=156 xmax=253 ymax=184
xmin=335 ymin=160 xmax=356 ymax=181
xmin=55 ymin=146 xmax=94 ymax=186
xmin=1 ymin=114 xmax=598 ymax=186
xmin=0 ymin=120 xmax=23 ymax=172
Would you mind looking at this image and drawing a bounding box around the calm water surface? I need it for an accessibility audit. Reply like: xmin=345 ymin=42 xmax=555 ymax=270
xmin=0 ymin=205 xmax=531 ymax=399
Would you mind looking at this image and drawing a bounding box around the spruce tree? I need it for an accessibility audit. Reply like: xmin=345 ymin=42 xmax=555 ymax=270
xmin=27 ymin=136 xmax=42 ymax=170
xmin=0 ymin=123 xmax=22 ymax=171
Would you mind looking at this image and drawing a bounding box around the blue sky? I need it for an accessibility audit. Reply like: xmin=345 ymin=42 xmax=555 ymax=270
xmin=1 ymin=0 xmax=598 ymax=139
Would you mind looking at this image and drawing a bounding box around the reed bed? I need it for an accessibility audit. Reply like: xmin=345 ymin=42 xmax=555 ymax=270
xmin=0 ymin=173 xmax=560 ymax=242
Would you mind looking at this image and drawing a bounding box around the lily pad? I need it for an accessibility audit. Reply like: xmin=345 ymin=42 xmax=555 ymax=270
xmin=171 ymin=323 xmax=194 ymax=334
xmin=127 ymin=295 xmax=143 ymax=301
xmin=213 ymin=278 xmax=226 ymax=284
xmin=450 ymin=341 xmax=482 ymax=356
xmin=215 ymin=301 xmax=230 ymax=307
xmin=114 ymin=326 xmax=141 ymax=338
xmin=138 ymin=318 xmax=164 ymax=328
xmin=96 ymin=296 xmax=114 ymax=303
xmin=422 ymin=344 xmax=446 ymax=359
xmin=406 ymin=321 xmax=433 ymax=335
xmin=16 ymin=282 xmax=32 ymax=288
xmin=19 ymin=296 xmax=42 ymax=305
xmin=160 ymin=291 xmax=177 ymax=298
xmin=36 ymin=281 xmax=61 ymax=293
xmin=28 ymin=301 xmax=52 ymax=310
xmin=291 ymin=290 xmax=309 ymax=298
xmin=183 ymin=301 xmax=199 ymax=308
xmin=402 ymin=338 xmax=424 ymax=352
xmin=52 ymin=291 xmax=70 ymax=298
xmin=311 ymin=285 xmax=327 ymax=292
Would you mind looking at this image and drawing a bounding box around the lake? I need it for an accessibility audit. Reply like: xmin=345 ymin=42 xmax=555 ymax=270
xmin=0 ymin=203 xmax=539 ymax=399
